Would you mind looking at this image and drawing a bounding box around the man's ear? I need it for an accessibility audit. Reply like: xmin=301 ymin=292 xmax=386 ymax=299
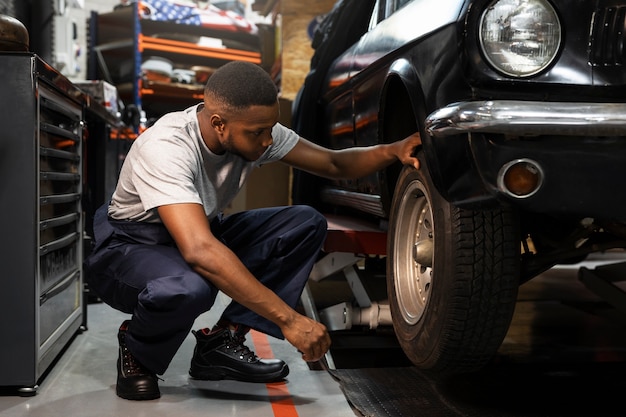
xmin=210 ymin=114 xmax=225 ymax=132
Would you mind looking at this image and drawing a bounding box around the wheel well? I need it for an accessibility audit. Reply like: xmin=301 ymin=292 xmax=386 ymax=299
xmin=380 ymin=76 xmax=420 ymax=216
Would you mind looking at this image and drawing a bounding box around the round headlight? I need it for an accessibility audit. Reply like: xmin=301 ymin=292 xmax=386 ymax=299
xmin=479 ymin=0 xmax=561 ymax=77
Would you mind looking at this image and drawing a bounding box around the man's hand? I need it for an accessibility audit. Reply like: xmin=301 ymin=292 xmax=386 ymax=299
xmin=395 ymin=131 xmax=422 ymax=170
xmin=281 ymin=314 xmax=331 ymax=362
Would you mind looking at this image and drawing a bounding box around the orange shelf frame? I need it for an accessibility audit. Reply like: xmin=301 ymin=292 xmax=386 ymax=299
xmin=138 ymin=34 xmax=262 ymax=64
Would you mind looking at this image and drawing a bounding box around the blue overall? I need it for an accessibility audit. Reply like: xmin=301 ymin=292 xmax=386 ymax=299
xmin=84 ymin=203 xmax=327 ymax=375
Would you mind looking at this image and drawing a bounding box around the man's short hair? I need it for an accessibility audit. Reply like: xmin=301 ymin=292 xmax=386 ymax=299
xmin=204 ymin=61 xmax=278 ymax=110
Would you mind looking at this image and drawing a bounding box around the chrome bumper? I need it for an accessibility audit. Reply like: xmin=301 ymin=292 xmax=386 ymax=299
xmin=425 ymin=100 xmax=626 ymax=137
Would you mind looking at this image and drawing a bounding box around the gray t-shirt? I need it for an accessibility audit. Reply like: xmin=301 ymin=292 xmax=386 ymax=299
xmin=108 ymin=103 xmax=299 ymax=223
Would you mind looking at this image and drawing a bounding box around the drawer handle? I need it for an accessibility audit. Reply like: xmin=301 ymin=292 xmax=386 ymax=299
xmin=39 ymin=232 xmax=77 ymax=255
xmin=40 ymin=146 xmax=80 ymax=161
xmin=40 ymin=96 xmax=81 ymax=122
xmin=40 ymin=122 xmax=80 ymax=142
xmin=40 ymin=270 xmax=80 ymax=305
xmin=40 ymin=213 xmax=78 ymax=230
xmin=40 ymin=193 xmax=80 ymax=205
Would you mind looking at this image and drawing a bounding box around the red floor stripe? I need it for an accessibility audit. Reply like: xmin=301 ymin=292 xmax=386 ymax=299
xmin=250 ymin=330 xmax=299 ymax=417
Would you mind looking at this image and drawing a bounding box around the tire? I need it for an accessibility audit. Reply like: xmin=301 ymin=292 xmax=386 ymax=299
xmin=387 ymin=162 xmax=520 ymax=375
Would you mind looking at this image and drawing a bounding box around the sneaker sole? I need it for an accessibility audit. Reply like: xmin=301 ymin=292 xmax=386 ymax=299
xmin=189 ymin=363 xmax=289 ymax=383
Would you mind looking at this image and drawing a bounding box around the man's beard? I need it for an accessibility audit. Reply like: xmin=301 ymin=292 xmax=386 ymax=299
xmin=223 ymin=133 xmax=256 ymax=162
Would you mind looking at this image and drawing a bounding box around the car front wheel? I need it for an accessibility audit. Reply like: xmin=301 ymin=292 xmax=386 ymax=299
xmin=387 ymin=163 xmax=520 ymax=375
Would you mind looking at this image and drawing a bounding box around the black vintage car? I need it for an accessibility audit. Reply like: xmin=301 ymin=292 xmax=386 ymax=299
xmin=292 ymin=0 xmax=626 ymax=374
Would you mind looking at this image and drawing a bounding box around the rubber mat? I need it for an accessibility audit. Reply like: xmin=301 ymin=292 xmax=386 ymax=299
xmin=330 ymin=362 xmax=626 ymax=417
xmin=330 ymin=367 xmax=477 ymax=417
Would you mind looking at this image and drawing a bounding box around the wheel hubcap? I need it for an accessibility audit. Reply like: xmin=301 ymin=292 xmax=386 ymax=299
xmin=393 ymin=179 xmax=433 ymax=325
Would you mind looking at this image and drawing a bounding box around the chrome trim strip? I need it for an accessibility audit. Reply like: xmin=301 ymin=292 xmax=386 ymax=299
xmin=425 ymin=101 xmax=626 ymax=137
xmin=320 ymin=187 xmax=386 ymax=218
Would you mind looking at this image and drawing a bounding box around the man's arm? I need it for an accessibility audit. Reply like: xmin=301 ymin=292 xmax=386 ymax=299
xmin=280 ymin=132 xmax=421 ymax=179
xmin=157 ymin=203 xmax=331 ymax=362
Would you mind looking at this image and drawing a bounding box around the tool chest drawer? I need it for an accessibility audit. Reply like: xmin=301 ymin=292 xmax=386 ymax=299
xmin=0 ymin=53 xmax=85 ymax=394
xmin=38 ymin=86 xmax=83 ymax=295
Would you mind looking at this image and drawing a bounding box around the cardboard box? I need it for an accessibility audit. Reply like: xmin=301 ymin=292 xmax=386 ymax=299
xmin=75 ymin=80 xmax=119 ymax=115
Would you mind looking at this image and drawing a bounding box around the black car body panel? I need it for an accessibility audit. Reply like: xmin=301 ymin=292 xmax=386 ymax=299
xmin=295 ymin=0 xmax=626 ymax=224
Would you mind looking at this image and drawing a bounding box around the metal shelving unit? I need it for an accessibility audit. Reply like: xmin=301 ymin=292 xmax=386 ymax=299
xmin=86 ymin=3 xmax=262 ymax=119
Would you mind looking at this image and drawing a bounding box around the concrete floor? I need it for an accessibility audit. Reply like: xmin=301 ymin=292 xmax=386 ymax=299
xmin=0 ymin=293 xmax=357 ymax=417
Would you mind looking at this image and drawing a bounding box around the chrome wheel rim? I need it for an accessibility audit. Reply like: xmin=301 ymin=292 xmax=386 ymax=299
xmin=393 ymin=179 xmax=433 ymax=325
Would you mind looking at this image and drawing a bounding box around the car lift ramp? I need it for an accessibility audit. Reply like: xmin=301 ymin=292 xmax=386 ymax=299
xmin=579 ymin=257 xmax=626 ymax=316
xmin=300 ymin=214 xmax=391 ymax=370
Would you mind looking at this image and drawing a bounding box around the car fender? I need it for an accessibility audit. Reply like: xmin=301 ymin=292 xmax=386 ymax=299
xmin=380 ymin=57 xmax=460 ymax=207
xmin=379 ymin=59 xmax=437 ymax=199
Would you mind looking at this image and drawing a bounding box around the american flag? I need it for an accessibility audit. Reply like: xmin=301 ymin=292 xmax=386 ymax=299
xmin=142 ymin=0 xmax=202 ymax=26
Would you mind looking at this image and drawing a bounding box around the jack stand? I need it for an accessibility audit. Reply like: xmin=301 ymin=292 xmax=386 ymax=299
xmin=300 ymin=214 xmax=389 ymax=369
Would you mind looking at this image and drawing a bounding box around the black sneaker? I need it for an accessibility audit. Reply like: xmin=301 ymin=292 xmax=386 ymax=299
xmin=116 ymin=321 xmax=161 ymax=400
xmin=189 ymin=327 xmax=289 ymax=383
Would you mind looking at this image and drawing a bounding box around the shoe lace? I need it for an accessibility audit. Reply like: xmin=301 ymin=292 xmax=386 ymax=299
xmin=224 ymin=332 xmax=258 ymax=362
xmin=119 ymin=332 xmax=153 ymax=377
xmin=121 ymin=348 xmax=144 ymax=376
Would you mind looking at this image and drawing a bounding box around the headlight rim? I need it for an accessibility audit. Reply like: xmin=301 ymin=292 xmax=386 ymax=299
xmin=478 ymin=0 xmax=563 ymax=78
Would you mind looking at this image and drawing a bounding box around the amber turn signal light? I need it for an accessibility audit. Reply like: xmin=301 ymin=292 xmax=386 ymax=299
xmin=498 ymin=159 xmax=543 ymax=198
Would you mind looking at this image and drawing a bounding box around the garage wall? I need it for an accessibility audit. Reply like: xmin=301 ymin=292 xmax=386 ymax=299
xmin=68 ymin=0 xmax=118 ymax=81
xmin=279 ymin=0 xmax=335 ymax=101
